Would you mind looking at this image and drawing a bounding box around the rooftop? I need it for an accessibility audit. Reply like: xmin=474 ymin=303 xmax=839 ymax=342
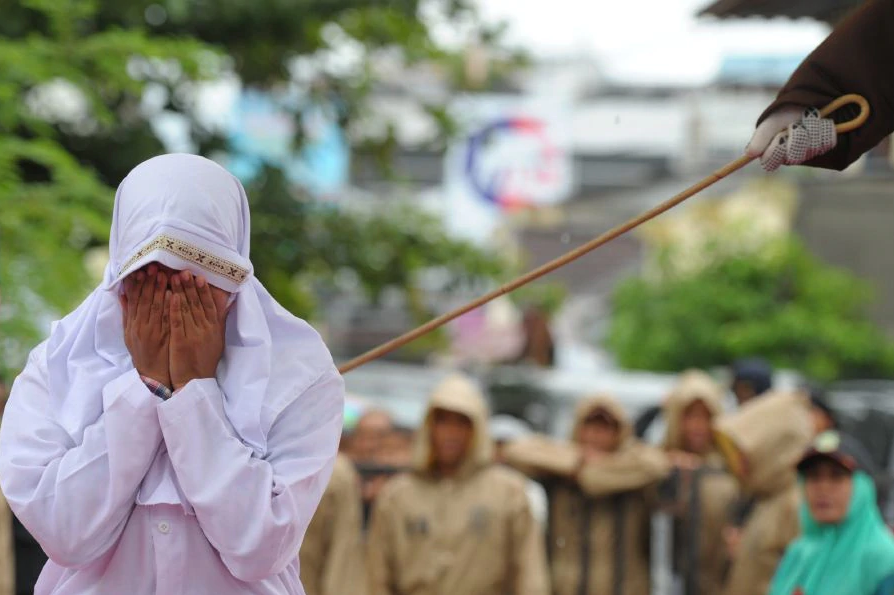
xmin=698 ymin=0 xmax=864 ymax=25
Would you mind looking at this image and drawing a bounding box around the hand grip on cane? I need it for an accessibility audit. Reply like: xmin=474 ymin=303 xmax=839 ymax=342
xmin=749 ymin=94 xmax=870 ymax=170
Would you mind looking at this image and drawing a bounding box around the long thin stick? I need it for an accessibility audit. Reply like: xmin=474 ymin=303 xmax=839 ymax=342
xmin=338 ymin=94 xmax=870 ymax=374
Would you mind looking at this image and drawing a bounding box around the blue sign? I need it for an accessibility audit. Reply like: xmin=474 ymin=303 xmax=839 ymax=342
xmin=227 ymin=89 xmax=349 ymax=197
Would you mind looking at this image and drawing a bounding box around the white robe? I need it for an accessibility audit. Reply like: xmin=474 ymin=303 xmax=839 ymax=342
xmin=0 ymin=154 xmax=345 ymax=594
xmin=1 ymin=341 xmax=343 ymax=594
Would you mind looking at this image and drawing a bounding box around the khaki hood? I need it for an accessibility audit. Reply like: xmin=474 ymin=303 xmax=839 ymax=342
xmin=412 ymin=373 xmax=492 ymax=474
xmin=572 ymin=393 xmax=632 ymax=447
xmin=714 ymin=391 xmax=812 ymax=496
xmin=662 ymin=369 xmax=724 ymax=451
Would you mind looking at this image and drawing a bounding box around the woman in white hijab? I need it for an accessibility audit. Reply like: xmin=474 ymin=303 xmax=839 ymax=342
xmin=0 ymin=154 xmax=344 ymax=594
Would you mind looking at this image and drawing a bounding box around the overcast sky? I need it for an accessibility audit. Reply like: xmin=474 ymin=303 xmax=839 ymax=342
xmin=471 ymin=0 xmax=831 ymax=84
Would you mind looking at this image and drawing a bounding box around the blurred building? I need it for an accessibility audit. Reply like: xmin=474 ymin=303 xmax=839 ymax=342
xmin=332 ymin=50 xmax=815 ymax=360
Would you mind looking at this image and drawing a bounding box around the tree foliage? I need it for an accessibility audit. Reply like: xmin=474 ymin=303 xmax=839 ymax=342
xmin=0 ymin=0 xmax=518 ymax=379
xmin=246 ymin=166 xmax=505 ymax=317
xmin=0 ymin=0 xmax=217 ymax=376
xmin=607 ymin=237 xmax=894 ymax=381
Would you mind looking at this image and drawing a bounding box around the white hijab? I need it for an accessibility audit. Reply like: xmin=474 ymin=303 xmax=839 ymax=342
xmin=45 ymin=153 xmax=336 ymax=459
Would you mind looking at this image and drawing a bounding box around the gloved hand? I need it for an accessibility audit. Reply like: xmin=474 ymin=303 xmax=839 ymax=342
xmin=745 ymin=106 xmax=838 ymax=171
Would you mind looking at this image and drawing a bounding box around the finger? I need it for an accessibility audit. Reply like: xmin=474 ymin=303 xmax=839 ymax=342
xmin=149 ymin=271 xmax=167 ymax=324
xmin=182 ymin=272 xmax=206 ymax=325
xmin=161 ymin=290 xmax=171 ymax=336
xmin=135 ymin=270 xmax=153 ymax=320
xmin=119 ymin=293 xmax=129 ymax=331
xmin=172 ymin=273 xmax=197 ymax=332
xmin=746 ymin=106 xmax=804 ymax=157
xmin=170 ymin=291 xmax=185 ymax=338
xmin=747 ymin=123 xmax=782 ymax=158
xmin=760 ymin=131 xmax=787 ymax=172
xmin=123 ymin=276 xmax=139 ymax=319
xmin=195 ymin=276 xmax=218 ymax=322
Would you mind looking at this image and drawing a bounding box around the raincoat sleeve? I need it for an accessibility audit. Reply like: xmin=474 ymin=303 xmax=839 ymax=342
xmin=502 ymin=435 xmax=580 ymax=479
xmin=576 ymin=443 xmax=671 ymax=498
xmin=366 ymin=483 xmax=398 ymax=595
xmin=300 ymin=458 xmax=366 ymax=595
xmin=0 ymin=349 xmax=164 ymax=568
xmin=759 ymin=0 xmax=894 ymax=170
xmin=157 ymin=367 xmax=344 ymax=583
xmin=506 ymin=477 xmax=551 ymax=595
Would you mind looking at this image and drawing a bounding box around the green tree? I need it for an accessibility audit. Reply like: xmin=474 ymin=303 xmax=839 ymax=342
xmin=0 ymin=0 xmax=521 ymax=378
xmin=606 ymin=237 xmax=894 ymax=381
xmin=0 ymin=0 xmax=216 ymax=376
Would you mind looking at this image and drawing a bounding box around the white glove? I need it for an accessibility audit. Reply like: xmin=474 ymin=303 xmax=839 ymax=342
xmin=745 ymin=106 xmax=837 ymax=172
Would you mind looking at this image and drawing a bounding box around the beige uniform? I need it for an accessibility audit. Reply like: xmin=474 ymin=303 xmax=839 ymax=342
xmin=299 ymin=453 xmax=365 ymax=595
xmin=662 ymin=371 xmax=739 ymax=595
xmin=366 ymin=374 xmax=550 ymax=595
xmin=714 ymin=391 xmax=813 ymax=595
xmin=505 ymin=394 xmax=670 ymax=595
xmin=0 ymin=489 xmax=13 ymax=595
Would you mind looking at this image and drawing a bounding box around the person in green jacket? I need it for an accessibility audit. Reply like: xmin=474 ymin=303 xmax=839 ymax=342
xmin=769 ymin=430 xmax=894 ymax=595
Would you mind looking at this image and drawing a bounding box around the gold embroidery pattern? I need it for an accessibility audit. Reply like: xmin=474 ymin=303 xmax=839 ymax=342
xmin=119 ymin=234 xmax=249 ymax=285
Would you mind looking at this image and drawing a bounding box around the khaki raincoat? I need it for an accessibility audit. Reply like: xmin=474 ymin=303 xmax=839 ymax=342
xmin=714 ymin=391 xmax=813 ymax=595
xmin=366 ymin=374 xmax=549 ymax=595
xmin=662 ymin=370 xmax=739 ymax=595
xmin=505 ymin=394 xmax=670 ymax=595
xmin=299 ymin=453 xmax=365 ymax=595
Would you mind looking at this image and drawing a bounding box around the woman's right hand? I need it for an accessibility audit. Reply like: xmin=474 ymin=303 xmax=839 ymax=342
xmin=120 ymin=265 xmax=172 ymax=389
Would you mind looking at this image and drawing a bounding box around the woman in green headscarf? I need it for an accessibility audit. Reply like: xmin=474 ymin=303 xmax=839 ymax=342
xmin=769 ymin=430 xmax=894 ymax=595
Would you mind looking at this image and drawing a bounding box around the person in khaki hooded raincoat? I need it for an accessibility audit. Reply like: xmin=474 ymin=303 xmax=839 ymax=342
xmin=714 ymin=391 xmax=813 ymax=595
xmin=505 ymin=393 xmax=670 ymax=595
xmin=366 ymin=373 xmax=549 ymax=595
xmin=662 ymin=370 xmax=739 ymax=595
xmin=299 ymin=453 xmax=366 ymax=595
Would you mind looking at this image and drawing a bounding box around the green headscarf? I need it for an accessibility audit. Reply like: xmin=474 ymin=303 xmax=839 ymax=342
xmin=769 ymin=471 xmax=894 ymax=595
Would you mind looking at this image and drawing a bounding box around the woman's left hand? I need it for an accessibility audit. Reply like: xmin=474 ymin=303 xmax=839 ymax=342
xmin=169 ymin=271 xmax=227 ymax=391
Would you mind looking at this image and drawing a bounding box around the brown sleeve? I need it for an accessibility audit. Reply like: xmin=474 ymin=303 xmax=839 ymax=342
xmin=320 ymin=465 xmax=367 ymax=595
xmin=366 ymin=488 xmax=396 ymax=595
xmin=502 ymin=435 xmax=580 ymax=479
xmin=576 ymin=444 xmax=671 ymax=498
xmin=760 ymin=0 xmax=894 ymax=170
xmin=506 ymin=481 xmax=551 ymax=595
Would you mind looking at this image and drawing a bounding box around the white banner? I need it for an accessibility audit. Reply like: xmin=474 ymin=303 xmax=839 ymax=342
xmin=443 ymin=95 xmax=575 ymax=243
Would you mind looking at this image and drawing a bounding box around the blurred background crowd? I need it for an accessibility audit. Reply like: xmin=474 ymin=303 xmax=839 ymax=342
xmin=4 ymin=0 xmax=894 ymax=593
